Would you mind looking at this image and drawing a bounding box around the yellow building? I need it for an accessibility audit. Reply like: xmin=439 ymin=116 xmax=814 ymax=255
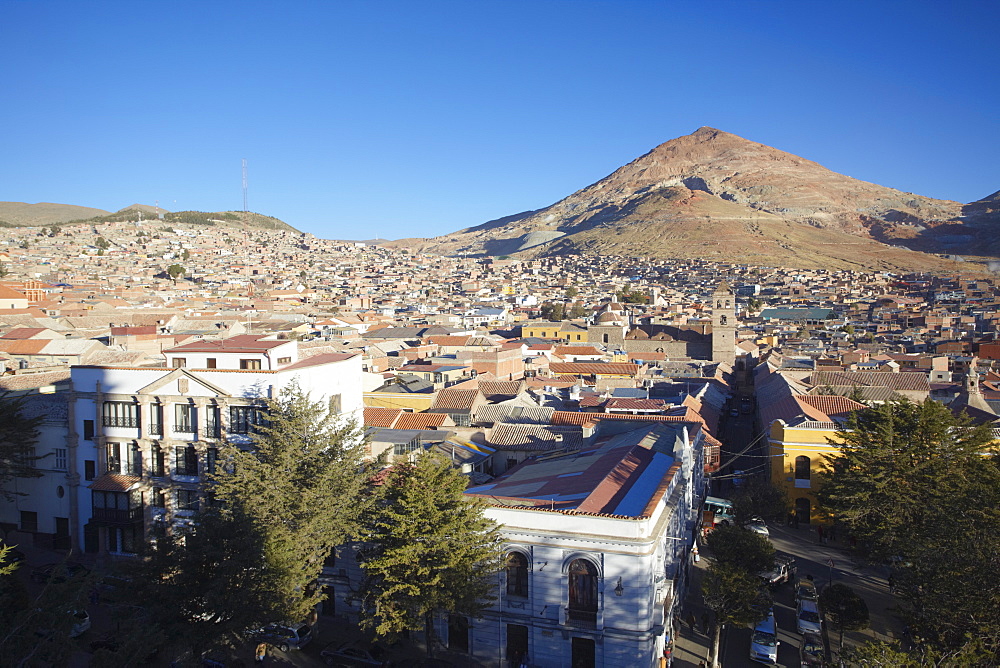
xmin=521 ymin=321 xmax=588 ymax=342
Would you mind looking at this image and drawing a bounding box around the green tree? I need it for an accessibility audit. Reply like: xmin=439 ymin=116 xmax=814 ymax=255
xmin=539 ymin=303 xmax=565 ymax=322
xmin=125 ymin=384 xmax=372 ymax=657
xmin=704 ymin=524 xmax=775 ymax=574
xmin=818 ymin=399 xmax=994 ymax=562
xmin=564 ymin=286 xmax=578 ymax=299
xmin=212 ymin=383 xmax=372 ymax=625
xmin=357 ymin=454 xmax=502 ymax=656
xmin=818 ymin=399 xmax=1000 ymax=657
xmin=182 ymin=248 xmax=191 ymax=261
xmin=569 ymin=304 xmax=588 ymax=319
xmin=0 ymin=261 xmax=8 ymax=278
xmin=0 ymin=392 xmax=44 ymax=501
xmin=95 ymin=236 xmax=110 ymax=250
xmin=820 ymin=582 xmax=869 ymax=655
xmin=702 ymin=563 xmax=771 ymax=668
xmin=166 ymin=264 xmax=186 ymax=282
xmin=731 ymin=479 xmax=789 ymax=525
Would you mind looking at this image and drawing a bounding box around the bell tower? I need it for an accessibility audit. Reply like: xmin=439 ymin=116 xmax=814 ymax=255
xmin=711 ymin=282 xmax=736 ymax=366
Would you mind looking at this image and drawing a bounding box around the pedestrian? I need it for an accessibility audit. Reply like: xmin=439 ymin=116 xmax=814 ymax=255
xmin=829 ymin=524 xmax=837 ymax=543
xmin=687 ymin=611 xmax=697 ymax=632
xmin=692 ymin=544 xmax=700 ymax=563
xmin=816 ymin=525 xmax=825 ymax=544
xmin=888 ymin=574 xmax=896 ymax=594
xmin=255 ymin=642 xmax=267 ymax=664
xmin=702 ymin=612 xmax=710 ymax=634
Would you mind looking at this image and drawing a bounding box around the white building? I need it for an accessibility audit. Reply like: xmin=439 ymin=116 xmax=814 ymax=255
xmin=56 ymin=335 xmax=362 ymax=555
xmin=464 ymin=421 xmax=706 ymax=667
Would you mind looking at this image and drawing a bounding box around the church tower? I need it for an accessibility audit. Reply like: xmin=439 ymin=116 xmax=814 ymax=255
xmin=711 ymin=282 xmax=736 ymax=366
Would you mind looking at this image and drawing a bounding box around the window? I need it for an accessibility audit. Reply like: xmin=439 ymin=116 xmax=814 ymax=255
xmin=176 ymin=489 xmax=199 ymax=512
xmin=151 ymin=443 xmax=165 ymax=477
xmin=20 ymin=511 xmax=38 ymax=533
xmin=83 ymin=419 xmax=95 ymax=441
xmin=84 ymin=460 xmax=96 ymax=481
xmin=571 ymin=637 xmax=595 ymax=668
xmin=277 ymin=357 xmax=291 ymax=365
xmin=172 ymin=357 xmax=186 ymax=368
xmin=239 ymin=358 xmax=262 ymax=370
xmin=149 ymin=404 xmax=163 ymax=436
xmin=174 ymin=403 xmax=195 ymax=433
xmin=207 ymin=447 xmax=218 ymax=475
xmin=393 ymin=440 xmax=421 ymax=457
xmin=452 ymin=413 xmax=471 ymax=427
xmin=175 ymin=445 xmax=198 ymax=476
xmin=106 ymin=442 xmax=122 ymax=474
xmin=506 ymin=552 xmax=528 ymax=597
xmin=152 ymin=487 xmax=166 ymax=508
xmin=54 ymin=448 xmax=68 ymax=471
xmin=204 ymin=405 xmax=221 ymax=438
xmin=328 ymin=393 xmax=342 ymax=414
xmin=103 ymin=401 xmax=139 ymax=428
xmin=206 ymin=358 xmax=217 ymax=369
xmin=795 ymin=455 xmax=811 ymax=481
xmin=124 ymin=442 xmax=142 ymax=476
xmin=229 ymin=405 xmax=262 ymax=434
xmin=567 ymin=559 xmax=598 ymax=623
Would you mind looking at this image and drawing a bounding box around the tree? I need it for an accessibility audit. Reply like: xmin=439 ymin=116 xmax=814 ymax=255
xmin=126 ymin=384 xmax=372 ymax=657
xmin=182 ymin=249 xmax=191 ymax=261
xmin=166 ymin=264 xmax=186 ymax=282
xmin=818 ymin=399 xmax=1000 ymax=657
xmin=539 ymin=302 xmax=565 ymax=322
xmin=564 ymin=286 xmax=578 ymax=299
xmin=820 ymin=583 xmax=869 ymax=655
xmin=0 ymin=261 xmax=9 ymax=278
xmin=0 ymin=392 xmax=44 ymax=501
xmin=731 ymin=479 xmax=789 ymax=525
xmin=818 ymin=399 xmax=994 ymax=563
xmin=211 ymin=382 xmax=372 ymax=625
xmin=95 ymin=236 xmax=110 ymax=250
xmin=357 ymin=454 xmax=502 ymax=656
xmin=704 ymin=524 xmax=775 ymax=575
xmin=569 ymin=304 xmax=588 ymax=319
xmin=702 ymin=563 xmax=770 ymax=668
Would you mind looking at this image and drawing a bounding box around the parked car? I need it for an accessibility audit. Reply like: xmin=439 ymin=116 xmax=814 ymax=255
xmin=800 ymin=631 xmax=825 ymax=667
xmin=745 ymin=518 xmax=770 ymax=536
xmin=795 ymin=578 xmax=819 ymax=604
xmin=30 ymin=562 xmax=90 ymax=584
xmin=252 ymin=623 xmax=313 ymax=652
xmin=796 ymin=599 xmax=823 ymax=635
xmin=320 ymin=641 xmax=392 ymax=667
xmin=760 ymin=553 xmax=796 ymax=586
xmin=749 ymin=609 xmax=779 ymax=665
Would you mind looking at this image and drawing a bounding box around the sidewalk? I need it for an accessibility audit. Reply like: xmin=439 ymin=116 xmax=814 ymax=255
xmin=671 ymin=552 xmax=712 ymax=667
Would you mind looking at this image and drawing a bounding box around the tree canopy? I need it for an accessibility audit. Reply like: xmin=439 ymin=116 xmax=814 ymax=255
xmin=0 ymin=392 xmax=44 ymax=501
xmin=818 ymin=398 xmax=1000 ymax=658
xmin=357 ymin=454 xmax=502 ymax=653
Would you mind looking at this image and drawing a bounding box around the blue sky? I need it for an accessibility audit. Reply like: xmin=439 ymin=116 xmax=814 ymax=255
xmin=2 ymin=0 xmax=997 ymax=240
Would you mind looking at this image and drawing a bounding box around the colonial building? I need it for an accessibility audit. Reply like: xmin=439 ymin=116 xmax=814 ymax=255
xmin=63 ymin=336 xmax=362 ymax=555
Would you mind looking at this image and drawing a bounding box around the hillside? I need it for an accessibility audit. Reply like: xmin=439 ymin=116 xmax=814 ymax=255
xmin=0 ymin=201 xmax=297 ymax=233
xmin=411 ymin=128 xmax=995 ymax=271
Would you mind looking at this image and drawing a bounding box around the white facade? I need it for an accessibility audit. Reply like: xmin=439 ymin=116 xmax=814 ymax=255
xmin=63 ymin=338 xmax=362 ymax=555
xmin=462 ymin=422 xmax=706 ymax=668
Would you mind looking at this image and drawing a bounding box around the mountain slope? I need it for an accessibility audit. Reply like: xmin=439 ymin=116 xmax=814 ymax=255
xmin=413 ymin=128 xmax=989 ymax=271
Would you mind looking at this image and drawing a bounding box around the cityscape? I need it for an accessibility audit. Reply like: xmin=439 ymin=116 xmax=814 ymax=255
xmin=1 ymin=2 xmax=997 ymax=667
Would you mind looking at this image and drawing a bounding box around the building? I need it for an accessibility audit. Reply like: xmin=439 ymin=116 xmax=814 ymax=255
xmin=460 ymin=421 xmax=707 ymax=667
xmin=63 ymin=336 xmax=362 ymax=555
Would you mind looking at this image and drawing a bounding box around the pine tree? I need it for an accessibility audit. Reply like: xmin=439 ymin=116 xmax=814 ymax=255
xmin=357 ymin=454 xmax=502 ymax=655
xmin=0 ymin=392 xmax=44 ymax=501
xmin=702 ymin=563 xmax=771 ymax=668
xmin=211 ymin=381 xmax=372 ymax=625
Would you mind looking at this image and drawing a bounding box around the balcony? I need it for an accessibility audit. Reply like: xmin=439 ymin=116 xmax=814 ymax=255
xmin=203 ymin=426 xmax=221 ymax=439
xmin=173 ymin=424 xmax=195 ymax=434
xmin=565 ymin=607 xmax=597 ymax=627
xmin=92 ymin=506 xmax=144 ymax=524
xmin=103 ymin=417 xmax=139 ymax=428
xmin=148 ymin=424 xmax=163 ymax=436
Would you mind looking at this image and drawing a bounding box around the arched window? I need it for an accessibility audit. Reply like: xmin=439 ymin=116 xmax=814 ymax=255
xmin=795 ymin=456 xmax=811 ymax=480
xmin=567 ymin=559 xmax=598 ymax=622
xmin=506 ymin=552 xmax=528 ymax=597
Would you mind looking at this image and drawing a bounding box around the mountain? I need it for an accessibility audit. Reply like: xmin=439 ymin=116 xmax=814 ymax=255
xmin=0 ymin=201 xmax=297 ymax=232
xmin=405 ymin=128 xmax=994 ymax=271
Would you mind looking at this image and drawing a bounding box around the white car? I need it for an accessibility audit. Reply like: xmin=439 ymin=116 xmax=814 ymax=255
xmin=796 ymin=599 xmax=823 ymax=635
xmin=745 ymin=518 xmax=769 ymax=536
